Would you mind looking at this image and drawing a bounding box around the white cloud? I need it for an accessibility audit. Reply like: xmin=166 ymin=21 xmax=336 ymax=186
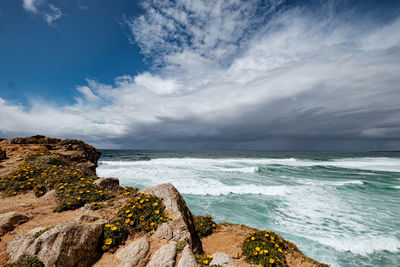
xmin=3 ymin=0 xmax=400 ymax=150
xmin=22 ymin=0 xmax=39 ymax=13
xmin=22 ymin=0 xmax=62 ymax=26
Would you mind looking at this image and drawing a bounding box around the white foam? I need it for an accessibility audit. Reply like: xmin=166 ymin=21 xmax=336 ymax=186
xmin=393 ymin=185 xmax=400 ymax=189
xmin=217 ymin=166 xmax=259 ymax=173
xmin=100 ymin=156 xmax=400 ymax=173
xmin=180 ymin=184 xmax=289 ymax=196
xmin=299 ymin=180 xmax=364 ymax=186
xmin=312 ymin=235 xmax=400 ymax=256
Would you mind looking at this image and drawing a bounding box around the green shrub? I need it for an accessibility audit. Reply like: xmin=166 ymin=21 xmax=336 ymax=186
xmin=101 ymin=223 xmax=128 ymax=253
xmin=194 ymin=254 xmax=221 ymax=266
xmin=242 ymin=230 xmax=287 ymax=267
xmin=176 ymin=241 xmax=187 ymax=253
xmin=34 ymin=227 xmax=51 ymax=239
xmin=117 ymin=192 xmax=170 ymax=232
xmin=7 ymin=256 xmax=44 ymax=267
xmin=194 ymin=216 xmax=217 ymax=238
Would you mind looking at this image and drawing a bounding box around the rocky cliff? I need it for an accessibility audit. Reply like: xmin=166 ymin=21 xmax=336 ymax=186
xmin=0 ymin=136 xmax=327 ymax=267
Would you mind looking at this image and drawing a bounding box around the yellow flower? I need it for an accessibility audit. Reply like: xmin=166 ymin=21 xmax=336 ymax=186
xmin=153 ymin=202 xmax=158 ymax=206
xmin=125 ymin=210 xmax=131 ymax=213
xmin=212 ymin=224 xmax=216 ymax=227
xmin=207 ymin=255 xmax=213 ymax=259
xmin=251 ymin=237 xmax=255 ymax=240
xmin=269 ymin=259 xmax=275 ymax=263
xmin=278 ymin=248 xmax=283 ymax=253
xmin=275 ymin=244 xmax=279 ymax=248
xmin=105 ymin=224 xmax=111 ymax=228
xmin=259 ymin=251 xmax=263 ymax=255
xmin=263 ymin=250 xmax=268 ymax=254
xmin=105 ymin=238 xmax=112 ymax=245
xmin=76 ymin=196 xmax=81 ymax=200
xmin=111 ymin=226 xmax=117 ymax=231
xmin=253 ymin=251 xmax=258 ymax=255
xmin=102 ymin=245 xmax=108 ymax=251
xmin=203 ymin=259 xmax=209 ymax=264
xmin=255 ymin=247 xmax=260 ymax=251
xmin=127 ymin=214 xmax=132 ymax=217
xmin=125 ymin=218 xmax=130 ymax=223
xmin=140 ymin=216 xmax=145 ymax=220
xmin=129 ymin=221 xmax=134 ymax=225
xmin=155 ymin=210 xmax=160 ymax=214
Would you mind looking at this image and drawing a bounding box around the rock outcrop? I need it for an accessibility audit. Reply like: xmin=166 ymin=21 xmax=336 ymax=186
xmin=142 ymin=183 xmax=203 ymax=253
xmin=0 ymin=147 xmax=6 ymax=160
xmin=115 ymin=236 xmax=150 ymax=267
xmin=7 ymin=218 xmax=106 ymax=267
xmin=210 ymin=252 xmax=237 ymax=267
xmin=0 ymin=212 xmax=29 ymax=237
xmin=147 ymin=242 xmax=177 ymax=267
xmin=178 ymin=245 xmax=199 ymax=267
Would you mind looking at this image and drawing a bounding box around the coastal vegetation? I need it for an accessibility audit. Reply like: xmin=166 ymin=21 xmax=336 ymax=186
xmin=242 ymin=230 xmax=287 ymax=267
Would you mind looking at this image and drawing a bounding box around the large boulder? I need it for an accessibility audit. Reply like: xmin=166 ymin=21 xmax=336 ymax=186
xmin=0 ymin=212 xmax=29 ymax=236
xmin=210 ymin=252 xmax=237 ymax=267
xmin=0 ymin=147 xmax=6 ymax=160
xmin=115 ymin=236 xmax=149 ymax=267
xmin=147 ymin=242 xmax=176 ymax=267
xmin=178 ymin=245 xmax=199 ymax=267
xmin=7 ymin=218 xmax=106 ymax=267
xmin=142 ymin=183 xmax=203 ymax=253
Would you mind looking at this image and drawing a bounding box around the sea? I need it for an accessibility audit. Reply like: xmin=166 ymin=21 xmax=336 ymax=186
xmin=97 ymin=150 xmax=400 ymax=267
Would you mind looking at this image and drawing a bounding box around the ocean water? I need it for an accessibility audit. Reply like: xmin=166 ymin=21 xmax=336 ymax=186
xmin=97 ymin=150 xmax=400 ymax=267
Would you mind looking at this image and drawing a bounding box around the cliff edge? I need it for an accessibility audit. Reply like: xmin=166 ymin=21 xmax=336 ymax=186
xmin=0 ymin=136 xmax=327 ymax=267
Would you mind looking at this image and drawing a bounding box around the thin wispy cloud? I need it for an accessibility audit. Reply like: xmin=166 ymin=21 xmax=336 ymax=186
xmin=2 ymin=0 xmax=400 ymax=150
xmin=22 ymin=0 xmax=62 ymax=25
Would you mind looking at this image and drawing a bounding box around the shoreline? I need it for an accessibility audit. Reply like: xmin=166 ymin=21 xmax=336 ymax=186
xmin=0 ymin=136 xmax=327 ymax=267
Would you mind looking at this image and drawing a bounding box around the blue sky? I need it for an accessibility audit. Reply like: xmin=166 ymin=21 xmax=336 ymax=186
xmin=0 ymin=0 xmax=145 ymax=105
xmin=0 ymin=0 xmax=400 ymax=151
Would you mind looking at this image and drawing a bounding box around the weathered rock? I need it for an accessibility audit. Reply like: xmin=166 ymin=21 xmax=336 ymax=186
xmin=8 ymin=135 xmax=61 ymax=145
xmin=42 ymin=189 xmax=56 ymax=200
xmin=142 ymin=183 xmax=203 ymax=253
xmin=0 ymin=147 xmax=6 ymax=160
xmin=116 ymin=236 xmax=150 ymax=267
xmin=155 ymin=222 xmax=173 ymax=240
xmin=210 ymin=252 xmax=237 ymax=267
xmin=7 ymin=220 xmax=106 ymax=267
xmin=94 ymin=177 xmax=120 ymax=190
xmin=54 ymin=139 xmax=101 ymax=173
xmin=147 ymin=242 xmax=177 ymax=267
xmin=0 ymin=212 xmax=29 ymax=236
xmin=74 ymin=214 xmax=106 ymax=223
xmin=178 ymin=245 xmax=199 ymax=267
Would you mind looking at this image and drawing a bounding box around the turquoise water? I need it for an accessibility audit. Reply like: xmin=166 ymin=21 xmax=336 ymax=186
xmin=97 ymin=150 xmax=400 ymax=267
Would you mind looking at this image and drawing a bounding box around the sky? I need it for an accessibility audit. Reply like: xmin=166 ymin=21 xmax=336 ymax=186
xmin=0 ymin=0 xmax=400 ymax=151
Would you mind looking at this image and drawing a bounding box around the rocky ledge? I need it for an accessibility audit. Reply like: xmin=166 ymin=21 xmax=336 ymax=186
xmin=0 ymin=136 xmax=327 ymax=267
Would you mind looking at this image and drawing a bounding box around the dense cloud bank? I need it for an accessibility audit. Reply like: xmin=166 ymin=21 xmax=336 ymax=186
xmin=1 ymin=0 xmax=400 ymax=151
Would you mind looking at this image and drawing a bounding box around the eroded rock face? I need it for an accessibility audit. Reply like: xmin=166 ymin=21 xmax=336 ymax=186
xmin=94 ymin=177 xmax=120 ymax=190
xmin=116 ymin=236 xmax=150 ymax=267
xmin=142 ymin=183 xmax=203 ymax=253
xmin=210 ymin=252 xmax=237 ymax=267
xmin=7 ymin=219 xmax=105 ymax=267
xmin=155 ymin=222 xmax=173 ymax=240
xmin=178 ymin=245 xmax=199 ymax=267
xmin=0 ymin=212 xmax=29 ymax=236
xmin=147 ymin=242 xmax=177 ymax=267
xmin=0 ymin=147 xmax=6 ymax=160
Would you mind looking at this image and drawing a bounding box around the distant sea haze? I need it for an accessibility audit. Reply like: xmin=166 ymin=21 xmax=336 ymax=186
xmin=98 ymin=150 xmax=400 ymax=267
